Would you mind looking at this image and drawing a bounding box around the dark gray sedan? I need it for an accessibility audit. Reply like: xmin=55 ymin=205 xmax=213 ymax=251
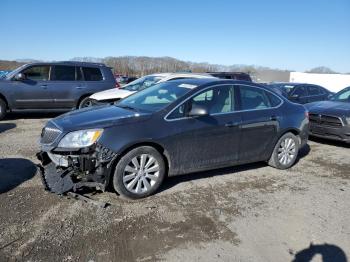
xmin=37 ymin=79 xmax=309 ymax=199
xmin=306 ymin=86 xmax=350 ymax=143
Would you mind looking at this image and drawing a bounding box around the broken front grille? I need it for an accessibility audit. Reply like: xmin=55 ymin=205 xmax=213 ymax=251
xmin=40 ymin=126 xmax=62 ymax=144
xmin=309 ymin=113 xmax=343 ymax=128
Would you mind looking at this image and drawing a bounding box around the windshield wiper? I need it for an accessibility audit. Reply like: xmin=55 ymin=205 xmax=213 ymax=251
xmin=117 ymin=104 xmax=138 ymax=111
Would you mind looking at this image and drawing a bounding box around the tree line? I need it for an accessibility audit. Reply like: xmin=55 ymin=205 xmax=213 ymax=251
xmin=0 ymin=57 xmax=344 ymax=77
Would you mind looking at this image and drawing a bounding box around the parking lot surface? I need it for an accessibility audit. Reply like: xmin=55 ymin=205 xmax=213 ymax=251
xmin=0 ymin=113 xmax=349 ymax=262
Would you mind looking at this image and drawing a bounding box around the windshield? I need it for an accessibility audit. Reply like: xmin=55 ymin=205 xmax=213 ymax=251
xmin=123 ymin=75 xmax=164 ymax=91
xmin=117 ymin=81 xmax=197 ymax=112
xmin=330 ymin=87 xmax=350 ymax=102
xmin=5 ymin=64 xmax=27 ymax=79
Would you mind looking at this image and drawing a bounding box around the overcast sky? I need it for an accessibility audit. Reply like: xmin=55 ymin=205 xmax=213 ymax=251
xmin=1 ymin=0 xmax=349 ymax=72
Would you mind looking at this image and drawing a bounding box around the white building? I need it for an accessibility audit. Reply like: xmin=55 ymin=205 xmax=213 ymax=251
xmin=290 ymin=72 xmax=350 ymax=93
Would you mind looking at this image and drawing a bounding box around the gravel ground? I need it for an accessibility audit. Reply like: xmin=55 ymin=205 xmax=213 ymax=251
xmin=0 ymin=113 xmax=349 ymax=262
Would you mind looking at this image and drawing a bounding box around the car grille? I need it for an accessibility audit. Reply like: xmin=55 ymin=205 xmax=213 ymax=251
xmin=309 ymin=113 xmax=343 ymax=128
xmin=40 ymin=125 xmax=62 ymax=144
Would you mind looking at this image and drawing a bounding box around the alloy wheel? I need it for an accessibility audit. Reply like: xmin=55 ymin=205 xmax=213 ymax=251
xmin=122 ymin=154 xmax=160 ymax=194
xmin=277 ymin=137 xmax=296 ymax=166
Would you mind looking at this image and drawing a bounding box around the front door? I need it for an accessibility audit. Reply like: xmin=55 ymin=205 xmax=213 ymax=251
xmin=13 ymin=65 xmax=53 ymax=109
xmin=164 ymin=84 xmax=242 ymax=174
xmin=290 ymin=85 xmax=308 ymax=104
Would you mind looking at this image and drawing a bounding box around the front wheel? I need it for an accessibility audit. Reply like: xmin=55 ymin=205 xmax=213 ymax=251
xmin=0 ymin=99 xmax=7 ymax=120
xmin=268 ymin=132 xmax=300 ymax=169
xmin=113 ymin=146 xmax=166 ymax=199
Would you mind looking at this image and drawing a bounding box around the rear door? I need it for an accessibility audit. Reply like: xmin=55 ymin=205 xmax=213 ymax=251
xmin=12 ymin=65 xmax=53 ymax=109
xmin=237 ymin=85 xmax=281 ymax=162
xmin=50 ymin=65 xmax=82 ymax=108
xmin=81 ymin=66 xmax=108 ymax=95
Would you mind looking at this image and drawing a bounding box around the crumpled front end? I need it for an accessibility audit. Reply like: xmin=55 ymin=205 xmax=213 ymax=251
xmin=37 ymin=144 xmax=118 ymax=195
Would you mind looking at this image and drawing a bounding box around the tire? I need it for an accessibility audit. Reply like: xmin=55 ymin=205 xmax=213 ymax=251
xmin=78 ymin=96 xmax=93 ymax=109
xmin=0 ymin=98 xmax=7 ymax=120
xmin=113 ymin=146 xmax=166 ymax=199
xmin=268 ymin=132 xmax=300 ymax=170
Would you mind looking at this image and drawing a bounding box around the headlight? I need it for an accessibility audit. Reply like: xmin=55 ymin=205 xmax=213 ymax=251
xmin=346 ymin=117 xmax=350 ymax=125
xmin=58 ymin=129 xmax=103 ymax=148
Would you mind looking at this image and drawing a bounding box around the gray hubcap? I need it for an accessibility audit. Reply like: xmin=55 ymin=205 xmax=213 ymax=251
xmin=123 ymin=154 xmax=160 ymax=194
xmin=278 ymin=137 xmax=296 ymax=165
xmin=81 ymin=99 xmax=93 ymax=108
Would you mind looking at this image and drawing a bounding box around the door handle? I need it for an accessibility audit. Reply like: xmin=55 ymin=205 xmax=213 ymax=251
xmin=76 ymin=86 xmax=86 ymax=89
xmin=270 ymin=115 xmax=277 ymax=121
xmin=225 ymin=122 xmax=240 ymax=128
xmin=41 ymin=84 xmax=48 ymax=89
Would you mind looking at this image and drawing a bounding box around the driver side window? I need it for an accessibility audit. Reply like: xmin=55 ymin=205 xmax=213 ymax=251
xmin=292 ymin=86 xmax=307 ymax=97
xmin=168 ymin=85 xmax=234 ymax=119
xmin=21 ymin=66 xmax=50 ymax=81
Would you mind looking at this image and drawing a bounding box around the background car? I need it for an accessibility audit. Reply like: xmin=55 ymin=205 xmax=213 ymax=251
xmin=0 ymin=70 xmax=11 ymax=79
xmin=206 ymin=72 xmax=252 ymax=82
xmin=86 ymin=73 xmax=216 ymax=106
xmin=0 ymin=62 xmax=116 ymax=120
xmin=305 ymin=86 xmax=350 ymax=143
xmin=38 ymin=79 xmax=309 ymax=199
xmin=267 ymin=82 xmax=333 ymax=104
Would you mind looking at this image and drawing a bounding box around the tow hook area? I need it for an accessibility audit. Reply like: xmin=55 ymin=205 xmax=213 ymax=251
xmin=36 ymin=144 xmax=118 ymax=205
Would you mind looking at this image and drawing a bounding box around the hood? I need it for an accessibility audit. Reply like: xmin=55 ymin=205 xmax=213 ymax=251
xmin=51 ymin=105 xmax=151 ymax=132
xmin=305 ymin=101 xmax=350 ymax=117
xmin=90 ymin=88 xmax=135 ymax=101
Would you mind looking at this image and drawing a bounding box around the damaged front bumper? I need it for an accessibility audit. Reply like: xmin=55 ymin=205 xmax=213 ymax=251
xmin=37 ymin=144 xmax=118 ymax=195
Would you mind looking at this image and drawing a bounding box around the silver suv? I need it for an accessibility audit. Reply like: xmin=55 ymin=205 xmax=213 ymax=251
xmin=0 ymin=61 xmax=116 ymax=120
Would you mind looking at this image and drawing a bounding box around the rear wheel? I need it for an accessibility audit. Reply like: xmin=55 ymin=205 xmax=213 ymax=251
xmin=0 ymin=99 xmax=7 ymax=120
xmin=78 ymin=97 xmax=94 ymax=109
xmin=113 ymin=146 xmax=166 ymax=199
xmin=268 ymin=132 xmax=299 ymax=169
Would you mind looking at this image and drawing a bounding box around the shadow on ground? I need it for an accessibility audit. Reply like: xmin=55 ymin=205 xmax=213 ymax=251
xmin=292 ymin=243 xmax=347 ymax=262
xmin=4 ymin=112 xmax=63 ymax=120
xmin=159 ymin=162 xmax=267 ymax=193
xmin=310 ymin=136 xmax=350 ymax=148
xmin=0 ymin=123 xmax=16 ymax=134
xmin=0 ymin=158 xmax=37 ymax=193
xmin=160 ymin=144 xmax=310 ymax=193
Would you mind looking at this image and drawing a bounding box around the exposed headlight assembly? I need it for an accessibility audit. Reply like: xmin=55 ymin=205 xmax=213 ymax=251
xmin=58 ymin=129 xmax=103 ymax=149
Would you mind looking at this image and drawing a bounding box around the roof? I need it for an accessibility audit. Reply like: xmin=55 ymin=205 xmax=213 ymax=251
xmin=166 ymin=78 xmax=265 ymax=88
xmin=21 ymin=61 xmax=108 ymax=67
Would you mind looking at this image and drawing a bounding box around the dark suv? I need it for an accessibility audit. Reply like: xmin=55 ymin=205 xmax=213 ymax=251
xmin=0 ymin=61 xmax=116 ymax=119
xmin=267 ymin=82 xmax=333 ymax=104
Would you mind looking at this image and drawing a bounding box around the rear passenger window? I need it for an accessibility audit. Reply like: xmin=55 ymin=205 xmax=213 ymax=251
xmin=239 ymin=86 xmax=271 ymax=110
xmin=82 ymin=67 xmax=103 ymax=81
xmin=308 ymin=85 xmax=320 ymax=96
xmin=52 ymin=66 xmax=75 ymax=81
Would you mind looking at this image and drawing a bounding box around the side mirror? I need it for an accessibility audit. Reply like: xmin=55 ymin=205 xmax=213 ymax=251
xmin=188 ymin=104 xmax=209 ymax=117
xmin=14 ymin=73 xmax=25 ymax=81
